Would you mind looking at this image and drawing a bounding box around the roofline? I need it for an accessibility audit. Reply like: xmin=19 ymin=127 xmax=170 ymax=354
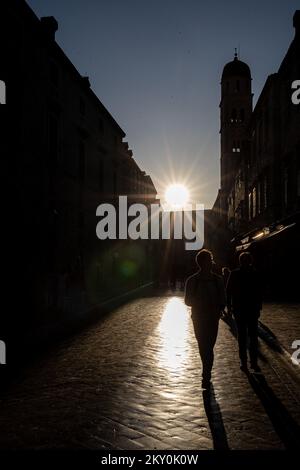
xmin=250 ymin=73 xmax=277 ymax=124
xmin=15 ymin=0 xmax=126 ymax=137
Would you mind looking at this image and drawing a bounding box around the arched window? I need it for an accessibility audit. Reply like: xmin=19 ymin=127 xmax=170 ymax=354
xmin=0 ymin=80 xmax=6 ymax=104
xmin=240 ymin=109 xmax=245 ymax=122
xmin=0 ymin=340 xmax=6 ymax=365
xmin=252 ymin=187 xmax=257 ymax=218
xmin=230 ymin=108 xmax=237 ymax=123
xmin=248 ymin=192 xmax=252 ymax=220
xmin=232 ymin=141 xmax=241 ymax=153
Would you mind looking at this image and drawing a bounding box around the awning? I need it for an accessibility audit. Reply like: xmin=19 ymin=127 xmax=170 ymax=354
xmin=235 ymin=222 xmax=297 ymax=252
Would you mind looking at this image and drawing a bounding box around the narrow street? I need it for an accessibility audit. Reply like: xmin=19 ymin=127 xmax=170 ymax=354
xmin=1 ymin=293 xmax=300 ymax=450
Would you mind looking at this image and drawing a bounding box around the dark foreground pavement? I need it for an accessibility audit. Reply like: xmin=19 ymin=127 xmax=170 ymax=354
xmin=0 ymin=294 xmax=300 ymax=450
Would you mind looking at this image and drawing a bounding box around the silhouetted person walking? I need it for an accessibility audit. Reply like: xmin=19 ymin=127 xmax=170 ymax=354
xmin=226 ymin=252 xmax=262 ymax=372
xmin=185 ymin=249 xmax=226 ymax=389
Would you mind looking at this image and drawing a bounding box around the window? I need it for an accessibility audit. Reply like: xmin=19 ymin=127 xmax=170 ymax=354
xmin=248 ymin=192 xmax=252 ymax=220
xmin=236 ymin=80 xmax=240 ymax=92
xmin=230 ymin=108 xmax=237 ymax=123
xmin=252 ymin=187 xmax=257 ymax=218
xmin=232 ymin=140 xmax=241 ymax=153
xmin=262 ymin=175 xmax=268 ymax=210
xmin=0 ymin=79 xmax=6 ymax=104
xmin=257 ymin=182 xmax=261 ymax=215
xmin=237 ymin=174 xmax=243 ymax=189
xmin=240 ymin=109 xmax=245 ymax=122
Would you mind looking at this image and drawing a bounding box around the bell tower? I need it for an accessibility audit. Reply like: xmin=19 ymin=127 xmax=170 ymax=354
xmin=220 ymin=51 xmax=252 ymax=212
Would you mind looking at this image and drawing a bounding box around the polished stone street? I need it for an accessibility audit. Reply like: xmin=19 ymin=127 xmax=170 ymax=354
xmin=0 ymin=294 xmax=300 ymax=450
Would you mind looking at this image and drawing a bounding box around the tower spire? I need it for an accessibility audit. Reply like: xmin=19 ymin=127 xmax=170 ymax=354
xmin=234 ymin=47 xmax=238 ymax=60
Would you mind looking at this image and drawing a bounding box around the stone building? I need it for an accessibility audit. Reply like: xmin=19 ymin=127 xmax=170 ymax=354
xmin=1 ymin=0 xmax=158 ymax=336
xmin=208 ymin=10 xmax=300 ymax=297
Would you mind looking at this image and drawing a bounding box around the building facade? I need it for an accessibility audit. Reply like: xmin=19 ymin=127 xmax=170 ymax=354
xmin=209 ymin=10 xmax=300 ymax=297
xmin=1 ymin=0 xmax=159 ymax=337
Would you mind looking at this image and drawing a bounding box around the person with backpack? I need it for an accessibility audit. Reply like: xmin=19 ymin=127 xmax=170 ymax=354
xmin=185 ymin=249 xmax=226 ymax=389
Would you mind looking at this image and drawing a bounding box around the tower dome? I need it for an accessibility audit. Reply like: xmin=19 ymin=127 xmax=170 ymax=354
xmin=222 ymin=53 xmax=251 ymax=80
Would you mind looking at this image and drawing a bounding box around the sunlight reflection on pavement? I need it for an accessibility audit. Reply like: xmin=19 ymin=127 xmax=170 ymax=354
xmin=157 ymin=297 xmax=191 ymax=378
xmin=0 ymin=295 xmax=287 ymax=450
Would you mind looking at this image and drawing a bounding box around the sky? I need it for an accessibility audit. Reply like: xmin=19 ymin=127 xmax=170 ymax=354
xmin=27 ymin=0 xmax=299 ymax=208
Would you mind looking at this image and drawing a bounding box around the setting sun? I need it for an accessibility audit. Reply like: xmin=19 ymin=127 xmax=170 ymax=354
xmin=165 ymin=184 xmax=189 ymax=208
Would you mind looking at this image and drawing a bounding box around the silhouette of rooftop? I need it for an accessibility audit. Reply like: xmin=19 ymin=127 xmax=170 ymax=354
xmin=222 ymin=54 xmax=251 ymax=80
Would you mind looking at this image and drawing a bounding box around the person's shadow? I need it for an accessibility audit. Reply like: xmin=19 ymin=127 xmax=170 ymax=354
xmin=202 ymin=385 xmax=229 ymax=449
xmin=247 ymin=371 xmax=300 ymax=448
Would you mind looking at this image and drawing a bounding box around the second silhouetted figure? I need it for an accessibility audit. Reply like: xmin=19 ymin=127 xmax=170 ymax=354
xmin=226 ymin=252 xmax=263 ymax=372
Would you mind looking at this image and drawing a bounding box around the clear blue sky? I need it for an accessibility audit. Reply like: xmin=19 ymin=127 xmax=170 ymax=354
xmin=28 ymin=0 xmax=299 ymax=208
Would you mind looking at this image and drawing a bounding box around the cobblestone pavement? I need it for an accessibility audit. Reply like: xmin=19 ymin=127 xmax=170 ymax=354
xmin=0 ymin=294 xmax=300 ymax=450
xmin=260 ymin=303 xmax=300 ymax=356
